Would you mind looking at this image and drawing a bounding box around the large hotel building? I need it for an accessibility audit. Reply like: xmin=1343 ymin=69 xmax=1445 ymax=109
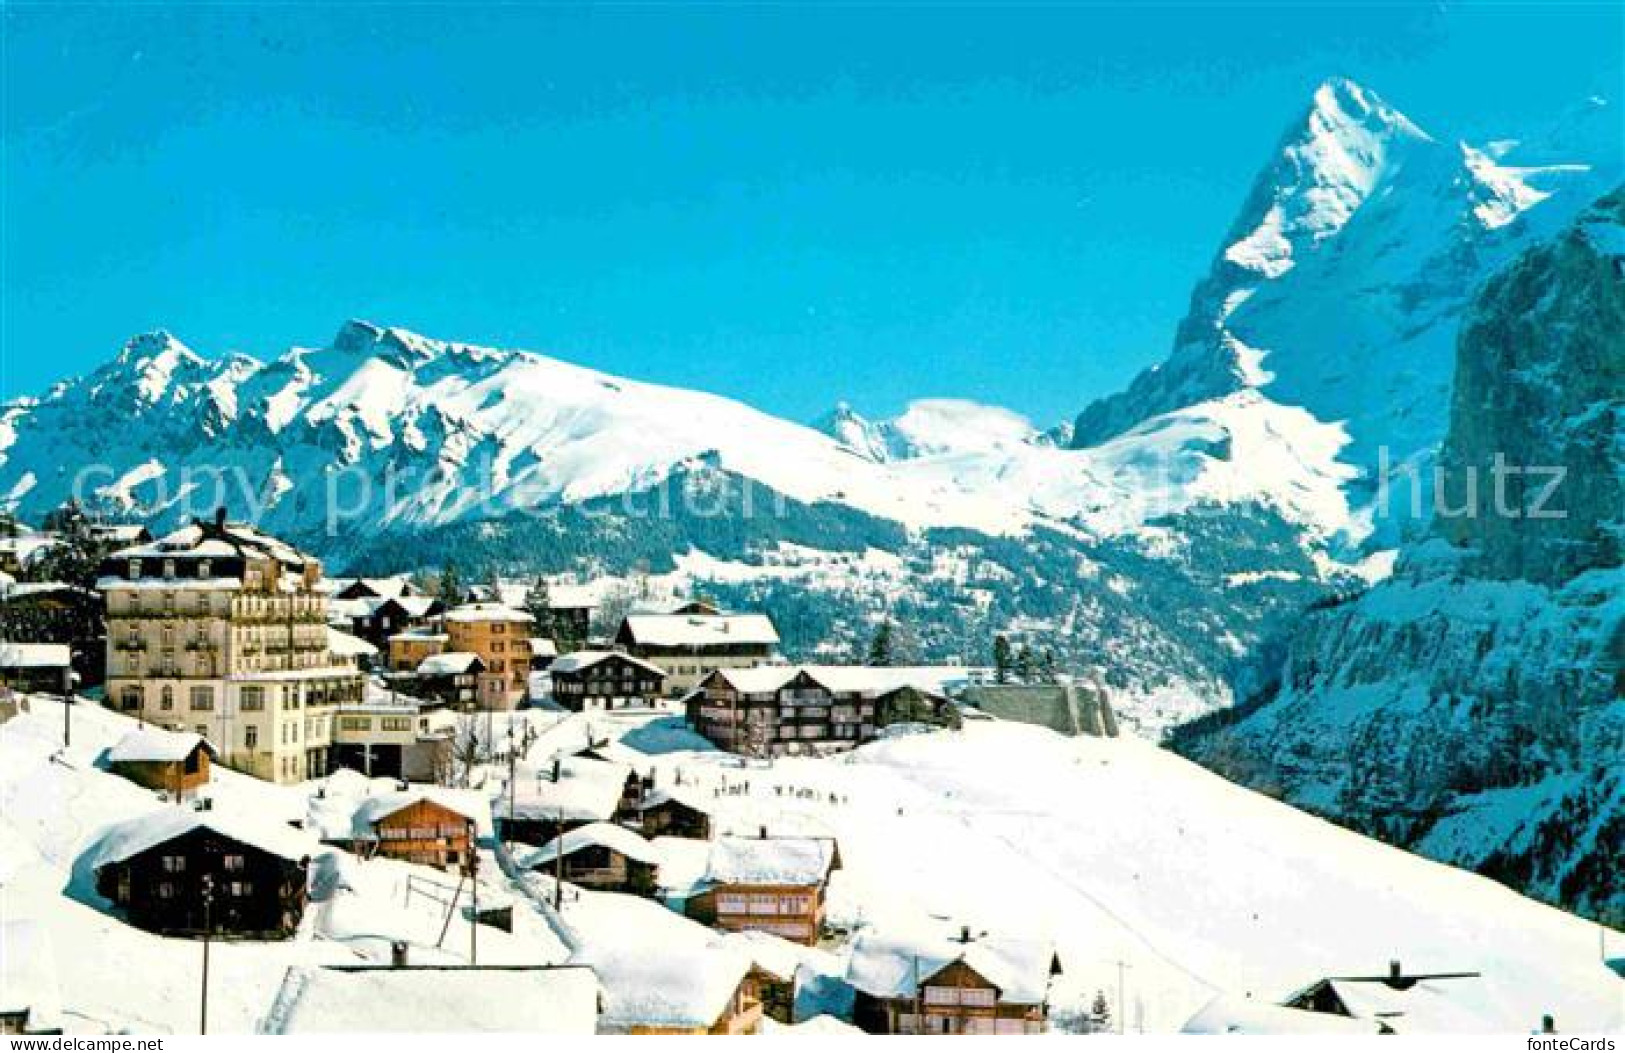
xmin=99 ymin=513 xmax=365 ymax=784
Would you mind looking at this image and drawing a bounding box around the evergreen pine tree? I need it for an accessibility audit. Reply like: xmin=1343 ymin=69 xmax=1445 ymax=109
xmin=438 ymin=559 xmax=465 ymax=605
xmin=866 ymin=620 xmax=895 ymax=667
xmin=1015 ymin=644 xmax=1037 ymax=683
xmin=1090 ymin=990 xmax=1111 ymax=1033
xmin=992 ymin=634 xmax=1013 ymax=683
xmin=523 ymin=575 xmax=553 ymax=638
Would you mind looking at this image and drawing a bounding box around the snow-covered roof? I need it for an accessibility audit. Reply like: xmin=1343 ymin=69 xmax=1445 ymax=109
xmin=1182 ymin=994 xmax=1382 ymax=1035
xmin=0 ymin=581 xmax=92 ymax=601
xmin=306 ymin=777 xmax=493 ymax=841
xmin=111 ymin=520 xmax=314 ymax=568
xmin=0 ymin=919 xmax=62 ymax=1033
xmin=718 ymin=928 xmax=840 ymax=984
xmin=329 ymin=576 xmax=417 ymax=599
xmin=619 ymin=613 xmax=779 ymax=649
xmin=529 ymin=637 xmax=558 ymax=657
xmin=584 ymin=944 xmax=752 ymax=1032
xmin=708 ymin=663 xmax=960 ymax=698
xmin=0 ymin=643 xmax=70 ymax=669
xmin=389 ymin=629 xmax=448 ymax=643
xmin=847 ymin=927 xmax=1058 ymax=1005
xmin=710 ymin=666 xmax=798 ymax=694
xmin=326 ymin=627 xmax=377 ymax=659
xmin=702 ymin=834 xmax=837 ymax=887
xmin=499 ymin=755 xmax=632 ymax=825
xmin=416 ymin=651 xmax=482 ymax=676
xmin=107 ymin=727 xmax=216 ymax=764
xmin=263 ymin=965 xmax=600 ymax=1034
xmin=517 ymin=821 xmax=663 ymax=870
xmin=443 ymin=602 xmax=533 ymax=624
xmin=550 ymin=650 xmax=667 ymax=678
xmin=352 ymin=789 xmax=492 ymax=838
xmin=81 ymin=808 xmax=316 ymax=871
xmin=1318 ymin=975 xmax=1503 ymax=1033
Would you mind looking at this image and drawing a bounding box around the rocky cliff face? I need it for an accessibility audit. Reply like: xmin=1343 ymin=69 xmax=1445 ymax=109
xmin=1184 ymin=189 xmax=1625 ymax=923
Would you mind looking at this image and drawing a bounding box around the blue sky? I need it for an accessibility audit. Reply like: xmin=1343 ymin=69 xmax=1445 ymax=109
xmin=3 ymin=3 xmax=1619 ymax=425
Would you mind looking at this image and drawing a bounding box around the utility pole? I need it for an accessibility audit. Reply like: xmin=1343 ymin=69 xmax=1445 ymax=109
xmin=506 ymin=730 xmax=517 ymax=852
xmin=1115 ymin=959 xmax=1130 ymax=1036
xmin=553 ymin=809 xmax=564 ymax=910
xmin=61 ymin=662 xmax=72 ymax=748
xmin=200 ymin=874 xmax=215 ymax=1035
xmin=466 ymin=827 xmax=479 ymax=966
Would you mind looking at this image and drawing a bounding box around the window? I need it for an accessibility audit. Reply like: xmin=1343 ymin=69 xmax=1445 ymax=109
xmin=128 ymin=559 xmax=142 ymax=579
xmin=245 ymin=726 xmax=258 ymax=749
xmin=228 ymin=880 xmax=252 ymax=897
xmin=190 ymin=686 xmax=214 ymax=711
xmin=198 ymin=560 xmax=211 ymax=578
xmin=160 ymin=686 xmax=174 ymax=711
xmin=240 ymin=686 xmax=264 ymax=711
xmin=120 ymin=686 xmax=142 ymax=711
xmin=223 ymin=854 xmax=245 ymax=872
xmin=157 ymin=881 xmax=175 ymax=899
xmin=162 ymin=855 xmax=185 ymax=873
xmin=163 ymin=560 xmax=176 ymax=580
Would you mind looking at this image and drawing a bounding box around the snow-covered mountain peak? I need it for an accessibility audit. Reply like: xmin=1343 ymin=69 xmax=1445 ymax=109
xmin=1221 ymin=78 xmax=1430 ymax=280
xmin=815 ymin=398 xmax=1040 ymax=463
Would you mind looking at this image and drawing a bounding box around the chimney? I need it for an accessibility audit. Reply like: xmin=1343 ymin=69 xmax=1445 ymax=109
xmin=959 ymin=925 xmax=972 ymax=944
xmin=551 ymin=757 xmax=562 ymax=781
xmin=758 ymin=825 xmax=768 ymax=840
xmin=214 ymin=506 xmax=227 ymax=530
xmin=1541 ymin=1015 xmax=1556 ymax=1035
xmin=391 ymin=940 xmax=409 ymax=968
xmin=1387 ymin=960 xmax=1402 ymax=986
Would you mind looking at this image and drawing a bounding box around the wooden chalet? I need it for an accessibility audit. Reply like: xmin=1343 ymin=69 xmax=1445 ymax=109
xmin=519 ymin=821 xmax=661 ymax=895
xmin=1281 ymin=962 xmax=1491 ymax=1034
xmin=591 ymin=944 xmax=762 ymax=1035
xmin=686 ymin=832 xmax=840 ymax=946
xmin=341 ymin=594 xmax=444 ymax=651
xmin=356 ymin=793 xmax=481 ymax=869
xmin=548 ymin=650 xmax=667 ymax=711
xmin=847 ymin=926 xmax=1061 ymax=1035
xmin=0 ymin=584 xmax=103 ymax=686
xmin=83 ymin=810 xmax=314 ymax=939
xmin=688 ymin=665 xmax=961 ymax=758
xmin=330 ymin=576 xmax=421 ymax=602
xmin=411 ymin=651 xmax=485 ymax=708
xmin=106 ymin=727 xmax=216 ymax=799
xmin=628 ymin=785 xmax=712 ymax=840
xmin=305 ymin=778 xmax=490 ymax=870
xmin=0 ymin=642 xmax=71 ymax=695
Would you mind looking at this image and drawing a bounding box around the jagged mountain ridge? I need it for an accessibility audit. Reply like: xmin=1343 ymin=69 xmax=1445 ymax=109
xmin=1179 ymin=187 xmax=1625 ymax=923
xmin=1071 ymin=78 xmax=1620 ymax=525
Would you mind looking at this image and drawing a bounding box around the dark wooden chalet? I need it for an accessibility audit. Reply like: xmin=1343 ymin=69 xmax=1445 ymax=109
xmin=84 ymin=811 xmax=313 ymax=939
xmin=521 ymin=822 xmax=661 ymax=895
xmin=549 ymin=651 xmax=667 ymax=711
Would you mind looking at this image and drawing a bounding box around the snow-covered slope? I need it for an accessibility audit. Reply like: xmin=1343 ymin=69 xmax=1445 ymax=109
xmin=1181 ymin=187 xmax=1625 ymax=924
xmin=1072 ymin=78 xmax=1620 ymax=522
xmin=5 ymin=699 xmax=1619 ymax=1033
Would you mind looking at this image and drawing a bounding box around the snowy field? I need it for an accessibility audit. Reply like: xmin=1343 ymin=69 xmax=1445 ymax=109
xmin=1 ymin=696 xmax=1619 ymax=1034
